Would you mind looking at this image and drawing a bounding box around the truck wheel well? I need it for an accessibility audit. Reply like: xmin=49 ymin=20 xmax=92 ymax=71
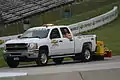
xmin=39 ymin=46 xmax=49 ymax=55
xmin=83 ymin=42 xmax=92 ymax=50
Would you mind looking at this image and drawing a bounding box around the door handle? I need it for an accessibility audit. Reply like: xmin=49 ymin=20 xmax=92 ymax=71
xmin=70 ymin=39 xmax=73 ymax=41
xmin=59 ymin=40 xmax=63 ymax=42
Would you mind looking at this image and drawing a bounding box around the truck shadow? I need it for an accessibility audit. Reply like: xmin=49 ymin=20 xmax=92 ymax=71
xmin=18 ymin=58 xmax=110 ymax=68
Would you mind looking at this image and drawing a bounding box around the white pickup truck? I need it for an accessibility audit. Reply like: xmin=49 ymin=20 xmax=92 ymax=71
xmin=3 ymin=24 xmax=97 ymax=68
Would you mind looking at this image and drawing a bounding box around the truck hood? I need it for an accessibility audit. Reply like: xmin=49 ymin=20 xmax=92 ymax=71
xmin=5 ymin=38 xmax=47 ymax=44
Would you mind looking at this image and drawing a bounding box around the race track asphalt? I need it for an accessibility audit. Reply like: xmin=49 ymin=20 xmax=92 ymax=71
xmin=0 ymin=56 xmax=120 ymax=76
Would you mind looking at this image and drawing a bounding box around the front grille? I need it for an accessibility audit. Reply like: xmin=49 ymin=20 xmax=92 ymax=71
xmin=6 ymin=43 xmax=28 ymax=51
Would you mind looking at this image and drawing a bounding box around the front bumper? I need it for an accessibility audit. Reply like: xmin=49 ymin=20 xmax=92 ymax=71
xmin=3 ymin=50 xmax=39 ymax=62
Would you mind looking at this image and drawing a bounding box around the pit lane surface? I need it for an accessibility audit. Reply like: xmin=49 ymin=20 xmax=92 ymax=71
xmin=0 ymin=56 xmax=120 ymax=76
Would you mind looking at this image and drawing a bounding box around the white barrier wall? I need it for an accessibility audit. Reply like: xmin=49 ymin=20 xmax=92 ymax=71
xmin=69 ymin=6 xmax=118 ymax=35
xmin=0 ymin=6 xmax=118 ymax=48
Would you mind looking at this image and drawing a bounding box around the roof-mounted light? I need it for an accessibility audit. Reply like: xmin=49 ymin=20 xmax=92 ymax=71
xmin=43 ymin=24 xmax=54 ymax=27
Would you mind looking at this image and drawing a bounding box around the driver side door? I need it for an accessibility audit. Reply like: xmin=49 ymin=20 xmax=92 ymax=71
xmin=49 ymin=28 xmax=63 ymax=56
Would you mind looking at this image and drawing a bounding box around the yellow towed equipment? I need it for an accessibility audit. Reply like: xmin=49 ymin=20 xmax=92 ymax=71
xmin=95 ymin=41 xmax=112 ymax=60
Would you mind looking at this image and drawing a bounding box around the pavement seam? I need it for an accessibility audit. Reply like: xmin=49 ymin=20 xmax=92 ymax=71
xmin=78 ymin=72 xmax=85 ymax=80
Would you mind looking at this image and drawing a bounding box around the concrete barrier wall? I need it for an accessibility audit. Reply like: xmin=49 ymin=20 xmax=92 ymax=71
xmin=69 ymin=6 xmax=118 ymax=35
xmin=1 ymin=68 xmax=120 ymax=80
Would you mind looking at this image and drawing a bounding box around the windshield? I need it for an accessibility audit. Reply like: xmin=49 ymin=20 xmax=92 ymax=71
xmin=21 ymin=29 xmax=49 ymax=38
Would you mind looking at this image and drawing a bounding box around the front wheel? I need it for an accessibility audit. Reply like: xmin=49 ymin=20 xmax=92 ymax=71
xmin=7 ymin=60 xmax=19 ymax=68
xmin=36 ymin=49 xmax=48 ymax=66
xmin=81 ymin=47 xmax=92 ymax=62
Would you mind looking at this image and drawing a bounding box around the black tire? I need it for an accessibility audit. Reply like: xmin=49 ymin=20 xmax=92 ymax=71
xmin=53 ymin=58 xmax=63 ymax=64
xmin=81 ymin=47 xmax=92 ymax=62
xmin=7 ymin=60 xmax=19 ymax=68
xmin=100 ymin=56 xmax=104 ymax=60
xmin=36 ymin=49 xmax=48 ymax=66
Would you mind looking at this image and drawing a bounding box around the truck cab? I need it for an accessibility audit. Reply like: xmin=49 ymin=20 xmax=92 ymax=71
xmin=4 ymin=24 xmax=97 ymax=68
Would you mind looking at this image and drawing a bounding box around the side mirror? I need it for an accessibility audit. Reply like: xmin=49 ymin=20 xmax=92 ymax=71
xmin=69 ymin=39 xmax=73 ymax=41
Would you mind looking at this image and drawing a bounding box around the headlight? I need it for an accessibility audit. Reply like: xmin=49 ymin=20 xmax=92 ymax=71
xmin=28 ymin=43 xmax=38 ymax=50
